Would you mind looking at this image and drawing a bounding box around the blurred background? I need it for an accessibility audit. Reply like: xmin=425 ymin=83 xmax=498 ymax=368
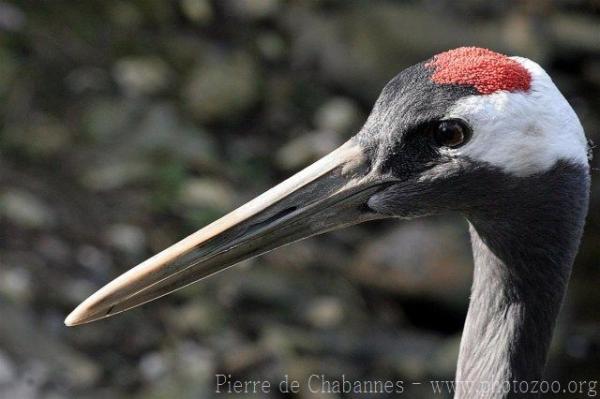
xmin=0 ymin=1 xmax=599 ymax=398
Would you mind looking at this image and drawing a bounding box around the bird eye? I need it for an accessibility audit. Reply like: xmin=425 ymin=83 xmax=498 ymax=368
xmin=433 ymin=119 xmax=470 ymax=148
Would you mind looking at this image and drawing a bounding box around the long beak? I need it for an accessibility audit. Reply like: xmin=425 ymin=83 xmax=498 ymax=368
xmin=65 ymin=140 xmax=389 ymax=326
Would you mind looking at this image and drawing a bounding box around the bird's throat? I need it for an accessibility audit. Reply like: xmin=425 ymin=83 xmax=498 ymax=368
xmin=455 ymin=161 xmax=589 ymax=399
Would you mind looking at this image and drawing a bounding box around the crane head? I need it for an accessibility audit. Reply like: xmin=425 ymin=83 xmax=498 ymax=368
xmin=65 ymin=47 xmax=589 ymax=326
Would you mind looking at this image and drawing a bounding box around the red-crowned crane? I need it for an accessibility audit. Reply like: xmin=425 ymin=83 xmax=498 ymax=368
xmin=66 ymin=47 xmax=590 ymax=398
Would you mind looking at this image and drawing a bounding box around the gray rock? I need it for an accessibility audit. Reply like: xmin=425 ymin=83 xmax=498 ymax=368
xmin=132 ymin=103 xmax=219 ymax=167
xmin=304 ymin=296 xmax=345 ymax=329
xmin=0 ymin=267 xmax=32 ymax=303
xmin=65 ymin=67 xmax=111 ymax=94
xmin=0 ymin=189 xmax=56 ymax=229
xmin=164 ymin=299 xmax=222 ymax=335
xmin=4 ymin=115 xmax=71 ymax=157
xmin=105 ymin=224 xmax=147 ymax=256
xmin=257 ymin=32 xmax=287 ymax=61
xmin=63 ymin=278 xmax=98 ymax=304
xmin=276 ymin=130 xmax=341 ymax=170
xmin=180 ymin=0 xmax=213 ymax=24
xmin=178 ymin=177 xmax=235 ymax=211
xmin=113 ymin=56 xmax=171 ymax=96
xmin=76 ymin=245 xmax=113 ymax=275
xmin=175 ymin=341 xmax=214 ymax=381
xmin=172 ymin=127 xmax=219 ymax=168
xmin=139 ymin=352 xmax=168 ymax=381
xmin=36 ymin=236 xmax=71 ymax=264
xmin=108 ymin=1 xmax=143 ymax=28
xmin=0 ymin=2 xmax=25 ymax=32
xmin=313 ymin=97 xmax=361 ymax=135
xmin=350 ymin=218 xmax=472 ymax=306
xmin=81 ymin=98 xmax=136 ymax=142
xmin=82 ymin=159 xmax=152 ymax=191
xmin=183 ymin=52 xmax=260 ymax=122
xmin=0 ymin=350 xmax=16 ymax=385
xmin=83 ymin=101 xmax=219 ymax=172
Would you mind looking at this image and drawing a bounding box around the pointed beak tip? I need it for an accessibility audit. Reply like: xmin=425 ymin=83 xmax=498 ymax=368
xmin=64 ymin=303 xmax=101 ymax=327
xmin=64 ymin=311 xmax=80 ymax=327
xmin=64 ymin=307 xmax=89 ymax=327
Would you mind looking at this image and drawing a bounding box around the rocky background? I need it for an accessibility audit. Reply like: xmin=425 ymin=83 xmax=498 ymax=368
xmin=0 ymin=1 xmax=599 ymax=398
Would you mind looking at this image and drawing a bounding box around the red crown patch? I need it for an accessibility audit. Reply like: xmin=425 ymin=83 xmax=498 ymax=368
xmin=426 ymin=47 xmax=532 ymax=95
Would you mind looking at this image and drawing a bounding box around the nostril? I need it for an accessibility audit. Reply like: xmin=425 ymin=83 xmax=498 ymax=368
xmin=243 ymin=206 xmax=298 ymax=236
xmin=258 ymin=206 xmax=298 ymax=226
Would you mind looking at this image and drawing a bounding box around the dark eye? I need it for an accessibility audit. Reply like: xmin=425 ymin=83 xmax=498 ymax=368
xmin=433 ymin=119 xmax=470 ymax=148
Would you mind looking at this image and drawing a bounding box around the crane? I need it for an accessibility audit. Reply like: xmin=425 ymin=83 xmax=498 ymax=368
xmin=65 ymin=47 xmax=590 ymax=398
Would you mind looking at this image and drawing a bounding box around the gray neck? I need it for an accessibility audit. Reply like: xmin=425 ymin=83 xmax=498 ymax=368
xmin=455 ymin=162 xmax=589 ymax=398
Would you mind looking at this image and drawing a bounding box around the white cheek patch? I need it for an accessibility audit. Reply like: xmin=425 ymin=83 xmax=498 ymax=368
xmin=445 ymin=57 xmax=589 ymax=176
